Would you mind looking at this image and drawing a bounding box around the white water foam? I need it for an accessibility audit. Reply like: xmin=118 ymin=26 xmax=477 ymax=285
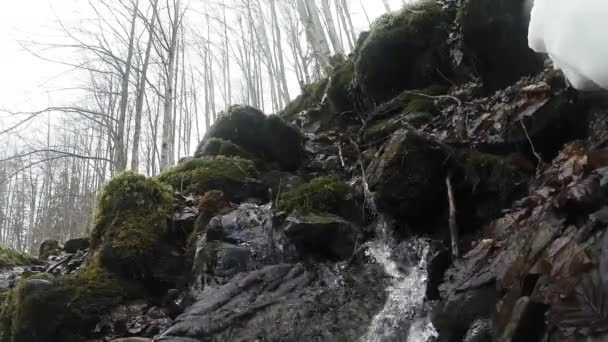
xmin=361 ymin=185 xmax=437 ymax=342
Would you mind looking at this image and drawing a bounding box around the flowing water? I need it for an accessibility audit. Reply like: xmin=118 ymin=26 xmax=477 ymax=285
xmin=361 ymin=183 xmax=438 ymax=342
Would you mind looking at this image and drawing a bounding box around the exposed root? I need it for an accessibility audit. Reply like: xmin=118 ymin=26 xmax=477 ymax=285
xmin=446 ymin=173 xmax=460 ymax=258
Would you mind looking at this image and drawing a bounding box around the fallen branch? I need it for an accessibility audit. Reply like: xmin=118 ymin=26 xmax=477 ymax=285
xmin=400 ymin=90 xmax=463 ymax=107
xmin=446 ymin=173 xmax=460 ymax=258
xmin=519 ymin=120 xmax=543 ymax=167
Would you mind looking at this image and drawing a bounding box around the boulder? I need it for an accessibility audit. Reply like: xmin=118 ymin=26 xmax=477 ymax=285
xmin=354 ymin=0 xmax=450 ymax=104
xmin=157 ymin=263 xmax=387 ymax=342
xmin=157 ymin=156 xmax=265 ymax=202
xmin=38 ymin=239 xmax=62 ymax=260
xmin=193 ymin=137 xmax=252 ymax=160
xmin=201 ymin=105 xmax=305 ymax=170
xmin=456 ymin=0 xmax=544 ymax=90
xmin=63 ymin=238 xmax=90 ymax=254
xmin=366 ymin=129 xmax=449 ymax=229
xmin=284 ymin=212 xmax=360 ymax=260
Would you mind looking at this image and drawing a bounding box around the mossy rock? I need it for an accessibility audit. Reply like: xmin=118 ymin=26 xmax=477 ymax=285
xmin=203 ymin=105 xmax=305 ymax=170
xmin=452 ymin=150 xmax=528 ymax=226
xmin=278 ymin=177 xmax=350 ymax=215
xmin=0 ymin=263 xmax=141 ymax=342
xmin=327 ymin=56 xmax=355 ymax=115
xmin=366 ymin=129 xmax=449 ymax=230
xmin=280 ymin=79 xmax=329 ymax=123
xmin=38 ymin=240 xmax=61 ymax=260
xmin=193 ymin=138 xmax=252 ymax=160
xmin=457 ymin=0 xmax=543 ymax=90
xmin=354 ymin=0 xmax=451 ymax=104
xmin=0 ymin=246 xmax=37 ymax=268
xmin=91 ymin=171 xmax=173 ymax=282
xmin=190 ymin=191 xmax=229 ymax=243
xmin=158 ymin=156 xmax=264 ymax=202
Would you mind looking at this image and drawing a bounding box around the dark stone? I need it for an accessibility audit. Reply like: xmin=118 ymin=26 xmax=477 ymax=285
xmin=366 ymin=129 xmax=449 ymax=230
xmin=497 ymin=297 xmax=547 ymax=342
xmin=38 ymin=239 xmax=62 ymax=260
xmin=457 ymin=0 xmax=544 ymax=91
xmin=63 ymin=238 xmax=90 ymax=254
xmin=193 ymin=138 xmax=251 ymax=160
xmin=354 ymin=1 xmax=451 ymax=104
xmin=199 ymin=105 xmax=305 ymax=170
xmin=284 ymin=212 xmax=360 ymax=260
xmin=157 ymin=263 xmax=387 ymax=342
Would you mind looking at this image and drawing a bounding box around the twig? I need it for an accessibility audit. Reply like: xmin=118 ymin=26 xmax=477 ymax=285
xmin=446 ymin=173 xmax=460 ymax=258
xmin=400 ymin=90 xmax=462 ymax=107
xmin=337 ymin=141 xmax=346 ymax=169
xmin=519 ymin=120 xmax=542 ymax=167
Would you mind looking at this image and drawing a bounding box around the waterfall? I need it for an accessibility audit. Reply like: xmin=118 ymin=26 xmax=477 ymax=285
xmin=361 ymin=184 xmax=438 ymax=342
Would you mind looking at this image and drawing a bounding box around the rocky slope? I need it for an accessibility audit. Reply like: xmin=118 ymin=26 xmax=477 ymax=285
xmin=1 ymin=0 xmax=608 ymax=341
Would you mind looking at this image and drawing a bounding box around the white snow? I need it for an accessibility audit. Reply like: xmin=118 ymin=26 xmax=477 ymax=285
xmin=528 ymin=0 xmax=608 ymax=91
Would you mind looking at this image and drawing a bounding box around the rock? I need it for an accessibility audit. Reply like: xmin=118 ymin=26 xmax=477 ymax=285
xmin=111 ymin=338 xmax=152 ymax=342
xmin=456 ymin=0 xmax=544 ymax=90
xmin=284 ymin=212 xmax=360 ymax=260
xmin=354 ymin=1 xmax=450 ymax=104
xmin=200 ymin=105 xmax=305 ymax=170
xmin=366 ymin=129 xmax=448 ymax=229
xmin=497 ymin=296 xmax=547 ymax=342
xmin=91 ymin=171 xmax=184 ymax=286
xmin=63 ymin=237 xmax=90 ymax=254
xmin=193 ymin=137 xmax=252 ymax=160
xmin=38 ymin=239 xmax=62 ymax=260
xmin=463 ymin=319 xmax=493 ymax=342
xmin=157 ymin=263 xmax=387 ymax=342
xmin=157 ymin=156 xmax=265 ymax=202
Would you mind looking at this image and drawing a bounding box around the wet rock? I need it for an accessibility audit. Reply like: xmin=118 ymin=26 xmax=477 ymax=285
xmin=200 ymin=105 xmax=305 ymax=170
xmin=38 ymin=239 xmax=62 ymax=260
xmin=284 ymin=212 xmax=360 ymax=260
xmin=193 ymin=137 xmax=252 ymax=160
xmin=111 ymin=338 xmax=152 ymax=342
xmin=366 ymin=129 xmax=448 ymax=230
xmin=498 ymin=296 xmax=547 ymax=342
xmin=157 ymin=263 xmax=387 ymax=342
xmin=463 ymin=319 xmax=493 ymax=342
xmin=63 ymin=237 xmax=90 ymax=254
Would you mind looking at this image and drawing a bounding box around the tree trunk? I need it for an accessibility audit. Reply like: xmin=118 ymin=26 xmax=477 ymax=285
xmin=131 ymin=0 xmax=159 ymax=172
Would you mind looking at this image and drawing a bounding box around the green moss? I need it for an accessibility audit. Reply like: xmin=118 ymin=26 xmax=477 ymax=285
xmin=0 ymin=246 xmax=36 ymax=268
xmin=202 ymin=106 xmax=305 ymax=170
xmin=90 ymin=171 xmax=172 ymax=280
xmin=0 ymin=262 xmax=141 ymax=342
xmin=328 ymin=57 xmax=355 ymax=114
xmin=280 ymin=79 xmax=329 ymax=122
xmin=38 ymin=239 xmax=61 ymax=260
xmin=279 ymin=177 xmax=350 ymax=214
xmin=193 ymin=137 xmax=252 ymax=159
xmin=459 ymin=151 xmax=524 ymax=196
xmin=158 ymin=156 xmax=258 ymax=194
xmin=355 ymin=0 xmax=450 ymax=104
xmin=405 ymin=98 xmax=435 ymax=113
xmin=190 ymin=190 xmax=228 ymax=243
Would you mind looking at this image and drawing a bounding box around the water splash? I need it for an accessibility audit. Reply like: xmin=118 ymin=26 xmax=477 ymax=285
xmin=361 ymin=185 xmax=437 ymax=342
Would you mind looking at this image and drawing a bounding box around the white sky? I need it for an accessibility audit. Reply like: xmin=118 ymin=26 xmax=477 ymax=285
xmin=0 ymin=0 xmax=403 ymax=122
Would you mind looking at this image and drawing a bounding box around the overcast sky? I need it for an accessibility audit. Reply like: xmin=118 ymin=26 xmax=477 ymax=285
xmin=0 ymin=0 xmax=402 ymax=120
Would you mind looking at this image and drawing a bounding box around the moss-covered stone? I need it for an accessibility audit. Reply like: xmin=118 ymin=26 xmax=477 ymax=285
xmin=38 ymin=240 xmax=61 ymax=260
xmin=190 ymin=191 xmax=228 ymax=243
xmin=91 ymin=171 xmax=173 ymax=281
xmin=0 ymin=262 xmax=141 ymax=342
xmin=157 ymin=156 xmax=261 ymax=201
xmin=327 ymin=56 xmax=355 ymax=115
xmin=280 ymin=79 xmax=329 ymax=123
xmin=0 ymin=246 xmax=37 ymax=268
xmin=355 ymin=0 xmax=450 ymax=104
xmin=279 ymin=177 xmax=350 ymax=214
xmin=203 ymin=105 xmax=305 ymax=170
xmin=453 ymin=150 xmax=528 ymax=225
xmin=193 ymin=137 xmax=252 ymax=160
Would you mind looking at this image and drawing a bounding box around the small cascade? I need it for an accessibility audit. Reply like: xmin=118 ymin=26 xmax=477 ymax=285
xmin=361 ymin=182 xmax=437 ymax=342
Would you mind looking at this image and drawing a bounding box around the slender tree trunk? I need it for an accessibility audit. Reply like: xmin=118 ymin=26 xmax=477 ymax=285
xmin=131 ymin=0 xmax=159 ymax=172
xmin=320 ymin=0 xmax=343 ymax=54
xmin=115 ymin=0 xmax=139 ymax=172
xmin=160 ymin=0 xmax=181 ymax=170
